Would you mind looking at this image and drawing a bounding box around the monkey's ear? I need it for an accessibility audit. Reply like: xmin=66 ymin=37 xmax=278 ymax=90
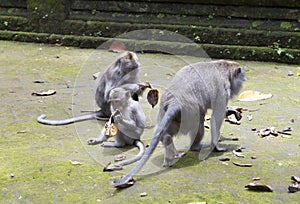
xmin=234 ymin=67 xmax=246 ymax=81
xmin=128 ymin=52 xmax=133 ymax=60
xmin=234 ymin=67 xmax=242 ymax=77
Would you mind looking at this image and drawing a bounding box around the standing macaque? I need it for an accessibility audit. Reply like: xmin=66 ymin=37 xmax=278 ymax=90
xmin=37 ymin=51 xmax=149 ymax=125
xmin=112 ymin=60 xmax=246 ymax=188
xmin=88 ymin=87 xmax=146 ymax=169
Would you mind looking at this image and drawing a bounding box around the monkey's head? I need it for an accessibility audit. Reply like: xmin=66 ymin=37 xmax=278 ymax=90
xmin=109 ymin=87 xmax=131 ymax=108
xmin=116 ymin=51 xmax=140 ymax=73
xmin=230 ymin=65 xmax=246 ymax=97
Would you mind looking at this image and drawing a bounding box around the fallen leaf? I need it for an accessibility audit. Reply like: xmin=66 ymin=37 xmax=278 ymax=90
xmin=232 ymin=161 xmax=252 ymax=167
xmin=33 ymin=80 xmax=46 ymax=83
xmin=288 ymin=183 xmax=300 ymax=193
xmin=238 ymin=90 xmax=272 ymax=101
xmin=32 ymin=90 xmax=56 ymax=96
xmin=245 ymin=183 xmax=273 ymax=192
xmin=219 ymin=157 xmax=230 ymax=162
xmin=225 ymin=115 xmax=241 ymax=125
xmin=70 ymin=160 xmax=82 ymax=165
xmin=17 ymin=130 xmax=27 ymax=134
xmin=233 ymin=150 xmax=245 ymax=158
xmin=291 ymin=176 xmax=300 ymax=183
xmin=147 ymin=89 xmax=159 ymax=108
xmin=247 ymin=114 xmax=253 ymax=121
xmin=226 ymin=106 xmax=246 ymax=120
xmin=114 ymin=153 xmax=126 ymax=162
xmin=140 ymin=192 xmax=148 ymax=197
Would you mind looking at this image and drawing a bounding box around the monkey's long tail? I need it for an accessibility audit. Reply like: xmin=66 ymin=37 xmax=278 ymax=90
xmin=112 ymin=107 xmax=178 ymax=188
xmin=37 ymin=111 xmax=109 ymax=126
xmin=116 ymin=140 xmax=145 ymax=166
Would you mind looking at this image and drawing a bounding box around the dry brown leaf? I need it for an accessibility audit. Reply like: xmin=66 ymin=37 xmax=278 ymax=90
xmin=17 ymin=130 xmax=27 ymax=134
xmin=114 ymin=153 xmax=126 ymax=162
xmin=245 ymin=183 xmax=273 ymax=192
xmin=147 ymin=89 xmax=159 ymax=108
xmin=32 ymin=90 xmax=56 ymax=96
xmin=140 ymin=192 xmax=148 ymax=197
xmin=232 ymin=161 xmax=252 ymax=167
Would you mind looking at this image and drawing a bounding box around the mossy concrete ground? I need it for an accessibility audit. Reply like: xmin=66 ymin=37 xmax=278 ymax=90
xmin=1 ymin=40 xmax=300 ymax=203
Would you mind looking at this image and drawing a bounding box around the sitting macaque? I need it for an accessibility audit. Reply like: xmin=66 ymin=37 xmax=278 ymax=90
xmin=37 ymin=51 xmax=149 ymax=125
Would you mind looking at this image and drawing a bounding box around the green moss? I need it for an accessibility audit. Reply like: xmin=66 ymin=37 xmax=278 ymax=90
xmin=251 ymin=21 xmax=262 ymax=28
xmin=27 ymin=0 xmax=64 ymax=14
xmin=280 ymin=21 xmax=292 ymax=29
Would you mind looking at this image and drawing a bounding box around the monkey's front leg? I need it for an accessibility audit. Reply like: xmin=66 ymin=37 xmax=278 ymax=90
xmin=210 ymin=108 xmax=227 ymax=152
xmin=87 ymin=128 xmax=108 ymax=145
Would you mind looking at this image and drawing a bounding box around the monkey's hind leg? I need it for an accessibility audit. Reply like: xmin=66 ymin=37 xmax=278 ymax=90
xmin=87 ymin=129 xmax=108 ymax=145
xmin=162 ymin=133 xmax=182 ymax=167
xmin=190 ymin=119 xmax=205 ymax=151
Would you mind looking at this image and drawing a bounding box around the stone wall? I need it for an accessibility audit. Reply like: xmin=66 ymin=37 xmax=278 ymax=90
xmin=0 ymin=0 xmax=299 ymax=63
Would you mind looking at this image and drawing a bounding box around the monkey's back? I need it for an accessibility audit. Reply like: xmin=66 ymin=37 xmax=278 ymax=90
xmin=157 ymin=60 xmax=232 ymax=134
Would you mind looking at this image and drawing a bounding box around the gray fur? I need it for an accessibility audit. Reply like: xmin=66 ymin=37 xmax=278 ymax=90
xmin=88 ymin=88 xmax=146 ymax=168
xmin=112 ymin=60 xmax=246 ymax=188
xmin=37 ymin=51 xmax=143 ymax=125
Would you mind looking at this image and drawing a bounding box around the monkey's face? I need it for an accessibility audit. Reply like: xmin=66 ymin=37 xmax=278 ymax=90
xmin=109 ymin=88 xmax=131 ymax=108
xmin=118 ymin=52 xmax=140 ymax=72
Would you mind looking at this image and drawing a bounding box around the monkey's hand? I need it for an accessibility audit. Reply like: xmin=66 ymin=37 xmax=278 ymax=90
xmin=112 ymin=109 xmax=122 ymax=123
xmin=138 ymin=81 xmax=152 ymax=90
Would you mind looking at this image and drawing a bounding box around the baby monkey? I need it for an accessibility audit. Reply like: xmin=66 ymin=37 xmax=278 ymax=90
xmin=88 ymin=87 xmax=146 ymax=169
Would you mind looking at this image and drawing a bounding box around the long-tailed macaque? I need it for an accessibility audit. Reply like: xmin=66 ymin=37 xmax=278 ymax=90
xmin=112 ymin=60 xmax=246 ymax=187
xmin=88 ymin=87 xmax=146 ymax=169
xmin=37 ymin=51 xmax=148 ymax=125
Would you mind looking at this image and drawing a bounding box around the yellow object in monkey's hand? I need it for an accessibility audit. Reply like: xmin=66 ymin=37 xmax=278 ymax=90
xmin=105 ymin=112 xmax=118 ymax=137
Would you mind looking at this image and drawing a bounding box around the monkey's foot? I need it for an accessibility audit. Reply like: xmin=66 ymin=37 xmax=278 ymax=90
xmin=87 ymin=138 xmax=102 ymax=145
xmin=190 ymin=142 xmax=210 ymax=151
xmin=175 ymin=151 xmax=187 ymax=159
xmin=213 ymin=145 xmax=227 ymax=152
xmin=163 ymin=151 xmax=186 ymax=167
xmin=103 ymin=162 xmax=123 ymax=172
